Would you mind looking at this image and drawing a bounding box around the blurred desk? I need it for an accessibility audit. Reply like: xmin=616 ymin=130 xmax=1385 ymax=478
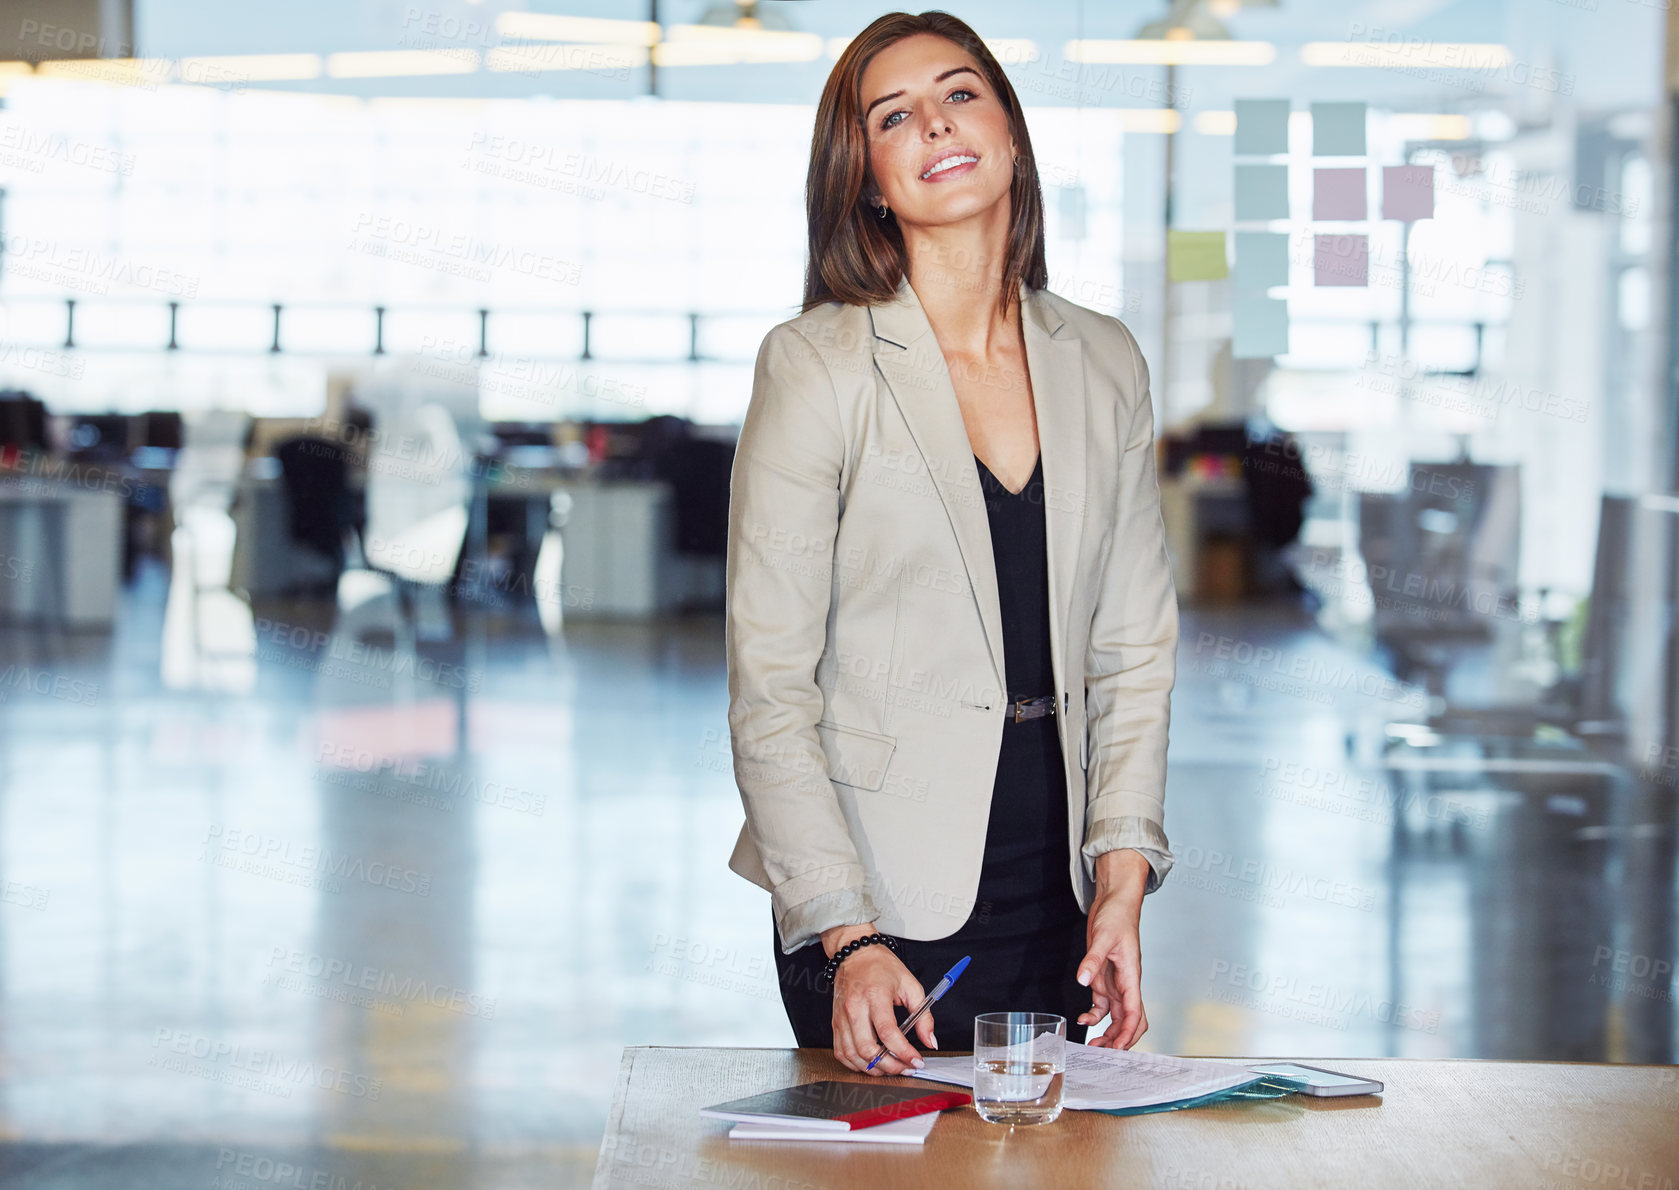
xmin=592 ymin=1047 xmax=1679 ymax=1189
xmin=0 ymin=479 xmax=122 ymax=627
xmin=229 ymin=457 xmax=677 ymax=617
xmin=488 ymin=470 xmax=674 ymax=618
xmin=1159 ymin=474 xmax=1247 ymax=602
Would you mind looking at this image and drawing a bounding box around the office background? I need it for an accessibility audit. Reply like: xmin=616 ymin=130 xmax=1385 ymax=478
xmin=0 ymin=0 xmax=1673 ymax=1186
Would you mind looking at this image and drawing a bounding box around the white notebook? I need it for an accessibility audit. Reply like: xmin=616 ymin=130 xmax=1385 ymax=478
xmin=728 ymin=1111 xmax=940 ymax=1144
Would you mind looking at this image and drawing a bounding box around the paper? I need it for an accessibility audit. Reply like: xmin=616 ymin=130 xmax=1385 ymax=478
xmin=1313 ymin=167 xmax=1367 ymax=220
xmin=905 ymin=1041 xmax=1261 ymax=1112
xmin=1168 ymin=230 xmax=1228 ymax=281
xmin=1233 ymin=98 xmax=1290 ymax=155
xmin=1383 ymin=164 xmax=1435 ymax=221
xmin=1234 ymin=164 xmax=1290 ymax=221
xmin=1312 ymin=102 xmax=1366 ymax=155
xmin=1233 ymin=296 xmax=1289 ymax=358
xmin=1234 ymin=231 xmax=1290 ymax=289
xmin=1314 ymin=234 xmax=1369 ymax=286
xmin=729 ymin=1111 xmax=939 ymax=1144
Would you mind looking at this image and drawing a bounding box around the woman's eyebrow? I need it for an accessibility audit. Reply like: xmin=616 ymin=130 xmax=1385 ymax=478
xmin=863 ymin=65 xmax=982 ymax=118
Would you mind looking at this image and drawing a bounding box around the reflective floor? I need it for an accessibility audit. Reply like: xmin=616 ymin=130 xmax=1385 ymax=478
xmin=0 ymin=560 xmax=1673 ymax=1188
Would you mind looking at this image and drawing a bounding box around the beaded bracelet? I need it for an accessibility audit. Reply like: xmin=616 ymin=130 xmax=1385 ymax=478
xmin=821 ymin=932 xmax=898 ymax=985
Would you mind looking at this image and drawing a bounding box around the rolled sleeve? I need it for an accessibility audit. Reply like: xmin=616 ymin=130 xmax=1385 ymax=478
xmin=774 ymin=884 xmax=881 ymax=955
xmin=1079 ymin=816 xmax=1174 ymax=895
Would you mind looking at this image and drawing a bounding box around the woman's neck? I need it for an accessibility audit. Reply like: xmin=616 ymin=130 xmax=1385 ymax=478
xmin=901 ymin=205 xmax=1016 ymax=357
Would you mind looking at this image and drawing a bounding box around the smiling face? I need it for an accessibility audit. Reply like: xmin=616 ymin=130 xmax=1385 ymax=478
xmin=859 ymin=32 xmax=1016 ymax=233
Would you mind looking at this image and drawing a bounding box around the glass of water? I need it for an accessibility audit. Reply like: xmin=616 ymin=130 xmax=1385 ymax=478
xmin=972 ymin=1012 xmax=1066 ymax=1125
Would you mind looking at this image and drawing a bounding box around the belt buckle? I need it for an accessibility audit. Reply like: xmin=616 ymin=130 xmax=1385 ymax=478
xmin=1010 ymin=695 xmax=1053 ymax=724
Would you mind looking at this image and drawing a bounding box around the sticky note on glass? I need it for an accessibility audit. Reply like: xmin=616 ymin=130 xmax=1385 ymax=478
xmin=1235 ymin=164 xmax=1290 ymax=221
xmin=1314 ymin=234 xmax=1368 ymax=286
xmin=1383 ymin=165 xmax=1435 ymax=221
xmin=1313 ymin=167 xmax=1366 ymax=220
xmin=1311 ymin=102 xmax=1366 ymax=155
xmin=1234 ymin=232 xmax=1290 ymax=288
xmin=1234 ymin=99 xmax=1290 ymax=155
xmin=1168 ymin=230 xmax=1228 ymax=281
xmin=1233 ymin=296 xmax=1289 ymax=358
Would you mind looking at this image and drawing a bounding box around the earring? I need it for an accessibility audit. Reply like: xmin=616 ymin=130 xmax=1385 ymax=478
xmin=877 ymin=202 xmax=889 ymax=219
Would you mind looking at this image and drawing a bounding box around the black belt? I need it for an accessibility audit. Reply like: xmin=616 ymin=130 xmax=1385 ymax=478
xmin=1005 ymin=693 xmax=1057 ymax=724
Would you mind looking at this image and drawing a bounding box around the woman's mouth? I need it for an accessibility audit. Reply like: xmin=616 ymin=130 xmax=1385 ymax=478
xmin=920 ymin=151 xmax=979 ymax=181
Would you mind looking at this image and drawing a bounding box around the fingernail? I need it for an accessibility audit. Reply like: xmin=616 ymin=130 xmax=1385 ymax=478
xmin=1077 ymin=970 xmax=1091 ymax=987
xmin=911 ymin=1057 xmax=925 ymax=1069
xmin=931 ymin=1034 xmax=939 ymax=1049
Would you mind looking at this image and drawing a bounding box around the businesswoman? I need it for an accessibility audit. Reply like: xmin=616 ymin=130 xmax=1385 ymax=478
xmin=724 ymin=10 xmax=1180 ymax=1076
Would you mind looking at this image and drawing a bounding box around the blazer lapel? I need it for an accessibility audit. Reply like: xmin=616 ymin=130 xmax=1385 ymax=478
xmin=1021 ymin=286 xmax=1088 ymax=707
xmin=870 ymin=278 xmax=1088 ymax=705
xmin=871 ymin=279 xmax=1008 ymax=694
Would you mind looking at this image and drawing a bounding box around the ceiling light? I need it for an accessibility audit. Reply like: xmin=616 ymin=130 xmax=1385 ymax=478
xmin=0 ymin=60 xmax=30 ymax=95
xmin=495 ymin=14 xmax=660 ymax=47
xmin=1388 ymin=113 xmax=1472 ymax=140
xmin=655 ymin=26 xmax=822 ymax=66
xmin=1301 ymin=42 xmax=1510 ymax=69
xmin=177 ymin=54 xmax=323 ymax=82
xmin=1065 ymin=39 xmax=1274 ymax=65
xmin=325 ymin=50 xmax=480 ymax=77
xmin=486 ymin=44 xmax=649 ymax=73
xmin=1118 ymin=108 xmax=1183 ymax=133
xmin=36 ymin=58 xmax=171 ymax=85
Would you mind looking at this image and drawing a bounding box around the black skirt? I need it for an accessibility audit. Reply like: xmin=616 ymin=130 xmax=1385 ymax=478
xmin=773 ymin=452 xmax=1093 ymax=1053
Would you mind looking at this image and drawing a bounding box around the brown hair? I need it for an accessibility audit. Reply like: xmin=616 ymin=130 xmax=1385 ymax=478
xmin=801 ymin=10 xmax=1047 ymax=315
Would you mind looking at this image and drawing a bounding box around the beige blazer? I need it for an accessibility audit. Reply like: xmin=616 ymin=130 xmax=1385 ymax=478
xmin=725 ymin=277 xmax=1179 ymax=953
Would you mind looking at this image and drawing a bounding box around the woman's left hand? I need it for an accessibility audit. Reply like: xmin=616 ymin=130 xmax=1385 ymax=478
xmin=1075 ymin=849 xmax=1151 ymax=1048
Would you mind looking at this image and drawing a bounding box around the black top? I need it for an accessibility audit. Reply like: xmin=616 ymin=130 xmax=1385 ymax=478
xmin=772 ymin=447 xmax=1087 ymax=1049
xmin=974 ymin=451 xmax=1055 ymax=699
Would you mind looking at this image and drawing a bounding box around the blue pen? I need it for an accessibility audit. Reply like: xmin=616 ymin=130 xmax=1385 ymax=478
xmin=866 ymin=955 xmax=971 ymax=1072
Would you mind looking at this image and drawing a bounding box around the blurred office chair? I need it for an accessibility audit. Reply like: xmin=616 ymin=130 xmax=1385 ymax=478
xmin=274 ymin=434 xmax=357 ymax=593
xmin=1573 ymin=495 xmax=1638 ymax=735
xmin=1240 ymin=424 xmax=1315 ymax=601
xmin=163 ymin=411 xmax=262 ymax=690
xmin=1570 ymin=493 xmax=1679 ymax=755
xmin=173 ymin=410 xmax=252 ymax=513
xmin=1357 ymin=463 xmax=1521 ymax=697
xmin=136 ymin=410 xmax=184 ymax=452
xmin=532 ymin=489 xmax=573 ymax=637
xmin=342 ymin=402 xmax=472 ymax=649
xmin=0 ymin=391 xmax=47 ymax=451
xmin=639 ymin=416 xmax=733 ymax=610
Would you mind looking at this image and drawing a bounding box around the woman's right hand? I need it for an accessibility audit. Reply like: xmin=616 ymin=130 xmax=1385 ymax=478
xmin=821 ymin=923 xmax=936 ymax=1076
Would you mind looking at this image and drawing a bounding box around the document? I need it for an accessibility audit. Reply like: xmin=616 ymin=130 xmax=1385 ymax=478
xmin=904 ymin=1041 xmax=1262 ymax=1112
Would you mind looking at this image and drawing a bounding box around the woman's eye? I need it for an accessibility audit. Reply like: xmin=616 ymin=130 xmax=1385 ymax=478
xmin=878 ymin=88 xmax=976 ymax=130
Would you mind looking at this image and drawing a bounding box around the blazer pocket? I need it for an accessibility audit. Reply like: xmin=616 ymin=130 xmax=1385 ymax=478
xmin=815 ymin=720 xmax=898 ymax=792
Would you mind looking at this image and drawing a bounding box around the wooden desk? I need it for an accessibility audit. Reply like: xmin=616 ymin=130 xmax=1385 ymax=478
xmin=591 ymin=1047 xmax=1679 ymax=1189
